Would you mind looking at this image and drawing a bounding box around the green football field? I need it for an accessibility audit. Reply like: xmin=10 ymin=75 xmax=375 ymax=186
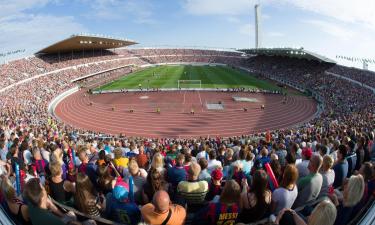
xmin=96 ymin=65 xmax=279 ymax=91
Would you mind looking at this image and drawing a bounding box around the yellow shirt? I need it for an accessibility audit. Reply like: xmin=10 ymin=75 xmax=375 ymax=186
xmin=114 ymin=157 xmax=129 ymax=168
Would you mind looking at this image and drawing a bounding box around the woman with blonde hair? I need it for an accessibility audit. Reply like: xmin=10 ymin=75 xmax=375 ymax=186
xmin=150 ymin=152 xmax=165 ymax=176
xmin=331 ymin=174 xmax=365 ymax=225
xmin=319 ymin=155 xmax=335 ymax=197
xmin=276 ymin=199 xmax=337 ymax=225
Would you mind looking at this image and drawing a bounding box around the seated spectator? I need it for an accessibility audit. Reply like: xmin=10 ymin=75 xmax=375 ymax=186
xmin=125 ymin=159 xmax=147 ymax=204
xmin=331 ymin=174 xmax=365 ymax=225
xmin=77 ymin=149 xmax=97 ymax=184
xmin=271 ymin=164 xmax=299 ymax=214
xmin=207 ymin=150 xmax=222 ymax=173
xmin=276 ymin=199 xmax=337 ymax=225
xmin=293 ymin=154 xmax=323 ymax=208
xmin=297 ymin=147 xmax=312 ymax=178
xmin=195 ymin=180 xmax=241 ymax=225
xmin=105 ymin=178 xmax=141 ymax=225
xmin=319 ymin=155 xmax=335 ymax=197
xmin=74 ymin=173 xmax=105 ymax=217
xmin=238 ymin=169 xmax=271 ymax=223
xmin=332 ymin=145 xmax=348 ymax=188
xmin=24 ymin=178 xmax=71 ymax=225
xmin=150 ymin=152 xmax=166 ymax=176
xmin=137 ymin=145 xmax=149 ymax=169
xmin=198 ymin=158 xmax=211 ymax=182
xmin=141 ymin=190 xmax=186 ymax=225
xmin=97 ymin=165 xmax=116 ymax=195
xmin=167 ymin=153 xmax=187 ymax=189
xmin=177 ymin=162 xmax=208 ymax=207
xmin=142 ymin=168 xmax=169 ymax=203
xmin=113 ymin=147 xmax=129 ymax=169
xmin=205 ymin=168 xmax=223 ymax=202
xmin=0 ymin=176 xmax=30 ymax=224
xmin=48 ymin=161 xmax=75 ymax=205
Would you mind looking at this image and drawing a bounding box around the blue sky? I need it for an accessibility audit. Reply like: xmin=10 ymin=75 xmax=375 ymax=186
xmin=1 ymin=0 xmax=374 ymax=70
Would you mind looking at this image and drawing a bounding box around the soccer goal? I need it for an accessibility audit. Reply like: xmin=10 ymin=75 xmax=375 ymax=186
xmin=178 ymin=80 xmax=202 ymax=89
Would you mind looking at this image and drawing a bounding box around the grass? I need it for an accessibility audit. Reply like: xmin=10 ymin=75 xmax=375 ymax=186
xmin=96 ymin=65 xmax=280 ymax=91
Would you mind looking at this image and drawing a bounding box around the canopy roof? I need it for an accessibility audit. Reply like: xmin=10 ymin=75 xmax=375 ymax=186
xmin=239 ymin=47 xmax=336 ymax=64
xmin=36 ymin=34 xmax=138 ymax=54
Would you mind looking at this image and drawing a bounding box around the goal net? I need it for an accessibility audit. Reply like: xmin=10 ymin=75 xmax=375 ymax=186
xmin=178 ymin=80 xmax=202 ymax=89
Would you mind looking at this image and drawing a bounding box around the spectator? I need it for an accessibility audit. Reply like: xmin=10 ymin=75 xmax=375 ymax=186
xmin=207 ymin=150 xmax=222 ymax=173
xmin=205 ymin=168 xmax=223 ymax=201
xmin=167 ymin=153 xmax=187 ymax=189
xmin=319 ymin=155 xmax=335 ymax=197
xmin=332 ymin=145 xmax=348 ymax=188
xmin=74 ymin=173 xmax=105 ymax=217
xmin=297 ymin=147 xmax=312 ymax=178
xmin=177 ymin=162 xmax=208 ymax=208
xmin=141 ymin=190 xmax=186 ymax=225
xmin=195 ymin=180 xmax=241 ymax=225
xmin=105 ymin=178 xmax=141 ymax=224
xmin=198 ymin=158 xmax=211 ymax=182
xmin=142 ymin=168 xmax=169 ymax=203
xmin=271 ymin=164 xmax=299 ymax=214
xmin=293 ymin=154 xmax=323 ymax=208
xmin=238 ymin=169 xmax=271 ymax=223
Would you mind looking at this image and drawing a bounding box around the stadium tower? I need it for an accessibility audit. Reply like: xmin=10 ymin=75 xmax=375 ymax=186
xmin=255 ymin=4 xmax=261 ymax=48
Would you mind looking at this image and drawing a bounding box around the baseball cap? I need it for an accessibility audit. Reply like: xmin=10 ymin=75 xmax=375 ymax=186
xmin=113 ymin=177 xmax=129 ymax=202
xmin=211 ymin=168 xmax=223 ymax=180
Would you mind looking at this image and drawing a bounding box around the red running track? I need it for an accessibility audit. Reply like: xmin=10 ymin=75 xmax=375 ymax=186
xmin=54 ymin=90 xmax=317 ymax=138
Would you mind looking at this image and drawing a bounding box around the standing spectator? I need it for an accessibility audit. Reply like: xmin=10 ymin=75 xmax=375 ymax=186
xmin=207 ymin=150 xmax=222 ymax=173
xmin=198 ymin=158 xmax=211 ymax=182
xmin=142 ymin=168 xmax=169 ymax=203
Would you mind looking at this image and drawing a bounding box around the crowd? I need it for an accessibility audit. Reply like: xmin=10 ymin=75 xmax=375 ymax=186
xmin=0 ymin=50 xmax=374 ymax=225
xmin=327 ymin=65 xmax=375 ymax=88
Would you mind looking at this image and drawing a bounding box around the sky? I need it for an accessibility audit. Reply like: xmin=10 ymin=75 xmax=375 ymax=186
xmin=1 ymin=0 xmax=375 ymax=70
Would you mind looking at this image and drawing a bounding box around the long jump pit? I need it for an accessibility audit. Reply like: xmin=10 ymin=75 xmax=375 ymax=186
xmin=54 ymin=90 xmax=318 ymax=138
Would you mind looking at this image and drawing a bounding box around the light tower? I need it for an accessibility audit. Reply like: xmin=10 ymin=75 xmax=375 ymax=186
xmin=254 ymin=4 xmax=261 ymax=48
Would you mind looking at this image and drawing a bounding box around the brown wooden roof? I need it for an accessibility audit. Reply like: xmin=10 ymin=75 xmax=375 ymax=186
xmin=36 ymin=34 xmax=138 ymax=54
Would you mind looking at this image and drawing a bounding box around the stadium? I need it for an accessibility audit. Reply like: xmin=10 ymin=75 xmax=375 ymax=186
xmin=0 ymin=2 xmax=375 ymax=225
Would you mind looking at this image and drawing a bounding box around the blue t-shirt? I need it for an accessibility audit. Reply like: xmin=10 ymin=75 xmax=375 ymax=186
xmin=105 ymin=193 xmax=141 ymax=225
xmin=167 ymin=166 xmax=187 ymax=187
xmin=333 ymin=160 xmax=348 ymax=188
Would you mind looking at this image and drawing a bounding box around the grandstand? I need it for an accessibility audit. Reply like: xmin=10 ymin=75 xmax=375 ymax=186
xmin=0 ymin=32 xmax=374 ymax=225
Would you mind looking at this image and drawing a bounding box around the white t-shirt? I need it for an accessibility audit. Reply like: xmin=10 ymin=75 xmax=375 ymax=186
xmin=297 ymin=160 xmax=309 ymax=178
xmin=196 ymin=151 xmax=208 ymax=160
xmin=207 ymin=159 xmax=222 ymax=173
xmin=319 ymin=169 xmax=335 ymax=197
xmin=272 ymin=185 xmax=298 ymax=214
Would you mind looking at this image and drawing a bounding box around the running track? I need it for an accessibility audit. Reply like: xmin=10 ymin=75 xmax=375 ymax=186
xmin=54 ymin=91 xmax=317 ymax=138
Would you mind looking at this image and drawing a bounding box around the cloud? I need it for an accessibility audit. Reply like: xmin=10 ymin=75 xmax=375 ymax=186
xmin=280 ymin=0 xmax=375 ymax=29
xmin=267 ymin=31 xmax=284 ymax=37
xmin=0 ymin=14 xmax=86 ymax=61
xmin=183 ymin=0 xmax=257 ymax=15
xmin=83 ymin=0 xmax=157 ymax=24
xmin=239 ymin=24 xmax=252 ymax=36
xmin=0 ymin=0 xmax=51 ymax=18
xmin=303 ymin=19 xmax=355 ymax=41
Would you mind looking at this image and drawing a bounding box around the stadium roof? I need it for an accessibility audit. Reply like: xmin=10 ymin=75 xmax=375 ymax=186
xmin=36 ymin=34 xmax=138 ymax=54
xmin=239 ymin=48 xmax=336 ymax=64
